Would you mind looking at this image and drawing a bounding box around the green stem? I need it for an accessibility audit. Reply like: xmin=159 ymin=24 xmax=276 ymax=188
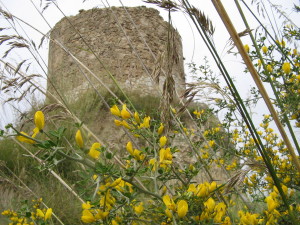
xmin=115 ymin=176 xmax=163 ymax=202
xmin=56 ymin=150 xmax=95 ymax=169
xmin=11 ymin=126 xmax=42 ymax=144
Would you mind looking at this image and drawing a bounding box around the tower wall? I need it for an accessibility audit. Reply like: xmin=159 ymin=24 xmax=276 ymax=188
xmin=48 ymin=6 xmax=185 ymax=102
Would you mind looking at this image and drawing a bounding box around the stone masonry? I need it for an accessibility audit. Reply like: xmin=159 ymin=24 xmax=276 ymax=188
xmin=47 ymin=6 xmax=185 ymax=103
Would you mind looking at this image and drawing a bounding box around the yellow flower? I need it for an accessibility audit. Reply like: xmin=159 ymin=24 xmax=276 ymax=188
xmin=112 ymin=219 xmax=119 ymax=225
xmin=214 ymin=202 xmax=226 ymax=222
xmin=149 ymin=158 xmax=157 ymax=171
xmin=36 ymin=209 xmax=45 ymax=218
xmin=187 ymin=184 xmax=196 ymax=193
xmin=110 ymin=105 xmax=121 ymax=117
xmin=262 ymin=46 xmax=268 ymax=54
xmin=126 ymin=141 xmax=134 ymax=155
xmin=239 ymin=211 xmax=259 ymax=225
xmin=282 ymin=62 xmax=291 ymax=74
xmin=204 ymin=198 xmax=215 ymax=212
xmin=110 ymin=177 xmax=122 ymax=188
xmin=281 ymin=184 xmax=288 ymax=195
xmin=121 ymin=104 xmax=131 ymax=119
xmin=267 ymin=64 xmax=273 ymax=73
xmin=34 ymin=111 xmax=45 ymax=131
xmin=171 ymin=107 xmax=176 ymax=114
xmin=134 ymin=202 xmax=144 ymax=214
xmin=100 ymin=190 xmax=116 ymax=210
xmin=82 ymin=201 xmax=92 ymax=210
xmin=139 ymin=116 xmax=150 ymax=128
xmin=95 ymin=209 xmax=109 ymax=220
xmin=209 ymin=181 xmax=217 ymax=193
xmin=293 ymin=48 xmax=298 ymax=56
xmin=44 ymin=208 xmax=52 ymax=220
xmin=258 ymin=59 xmax=262 ymax=67
xmin=159 ymin=148 xmax=173 ymax=165
xmin=163 ymin=195 xmax=176 ymax=211
xmin=244 ymin=44 xmax=250 ymax=53
xmin=114 ymin=120 xmax=122 ymax=126
xmin=159 ymin=136 xmax=167 ymax=147
xmin=177 ymin=200 xmax=188 ymax=218
xmin=81 ymin=209 xmax=96 ymax=223
xmin=196 ymin=183 xmax=209 ymax=197
xmin=193 ymin=109 xmax=204 ymax=118
xmin=161 ymin=185 xmax=167 ymax=195
xmin=75 ymin=129 xmax=84 ymax=148
xmin=88 ymin=142 xmax=101 ymax=159
xmin=114 ymin=120 xmax=132 ymax=129
xmin=36 ymin=208 xmax=52 ymax=221
xmin=121 ymin=120 xmax=132 ymax=129
xmin=265 ymin=196 xmax=278 ymax=212
xmin=223 ymin=216 xmax=231 ymax=225
xmin=165 ymin=208 xmax=173 ymax=218
xmin=208 ymin=140 xmax=215 ymax=147
xmin=133 ymin=149 xmax=145 ymax=161
xmin=134 ymin=112 xmax=140 ymax=123
xmin=32 ymin=127 xmax=39 ymax=138
xmin=157 ymin=123 xmax=164 ymax=135
xmin=17 ymin=131 xmax=36 ymax=144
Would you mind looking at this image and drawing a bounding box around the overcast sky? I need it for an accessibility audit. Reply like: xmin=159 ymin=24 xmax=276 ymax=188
xmin=0 ymin=0 xmax=299 ymax=131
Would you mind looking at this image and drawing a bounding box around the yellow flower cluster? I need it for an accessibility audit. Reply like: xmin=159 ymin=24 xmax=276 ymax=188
xmin=148 ymin=136 xmax=173 ymax=171
xmin=81 ymin=177 xmax=134 ymax=224
xmin=81 ymin=207 xmax=109 ymax=223
xmin=162 ymin=195 xmax=188 ymax=218
xmin=133 ymin=202 xmax=144 ymax=215
xmin=74 ymin=129 xmax=101 ymax=159
xmin=225 ymin=160 xmax=237 ymax=171
xmin=102 ymin=177 xmax=133 ymax=193
xmin=111 ymin=104 xmax=151 ymax=130
xmin=2 ymin=198 xmax=52 ymax=225
xmin=36 ymin=208 xmax=53 ymax=221
xmin=159 ymin=147 xmax=173 ymax=168
xmin=126 ymin=141 xmax=145 ymax=161
xmin=2 ymin=209 xmax=35 ymax=225
xmin=197 ymin=199 xmax=229 ymax=224
xmin=238 ymin=211 xmax=262 ymax=225
xmin=187 ymin=181 xmax=217 ymax=198
xmin=193 ymin=109 xmax=205 ymax=119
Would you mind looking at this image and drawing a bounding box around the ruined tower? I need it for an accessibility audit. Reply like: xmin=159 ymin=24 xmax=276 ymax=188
xmin=47 ymin=6 xmax=185 ymax=103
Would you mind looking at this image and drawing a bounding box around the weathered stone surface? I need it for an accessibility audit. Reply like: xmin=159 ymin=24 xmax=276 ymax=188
xmin=48 ymin=6 xmax=185 ymax=103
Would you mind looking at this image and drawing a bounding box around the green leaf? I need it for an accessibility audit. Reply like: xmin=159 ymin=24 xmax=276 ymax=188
xmin=106 ymin=152 xmax=112 ymax=159
xmin=158 ymin=169 xmax=164 ymax=174
xmin=75 ymin=122 xmax=84 ymax=128
xmin=49 ymin=130 xmax=60 ymax=138
xmin=36 ymin=140 xmax=56 ymax=149
xmin=58 ymin=127 xmax=66 ymax=137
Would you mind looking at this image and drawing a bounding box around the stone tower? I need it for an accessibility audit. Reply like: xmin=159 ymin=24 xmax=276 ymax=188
xmin=47 ymin=6 xmax=185 ymax=103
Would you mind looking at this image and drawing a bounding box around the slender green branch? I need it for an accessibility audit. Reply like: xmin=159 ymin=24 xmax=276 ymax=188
xmin=56 ymin=149 xmax=95 ymax=169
